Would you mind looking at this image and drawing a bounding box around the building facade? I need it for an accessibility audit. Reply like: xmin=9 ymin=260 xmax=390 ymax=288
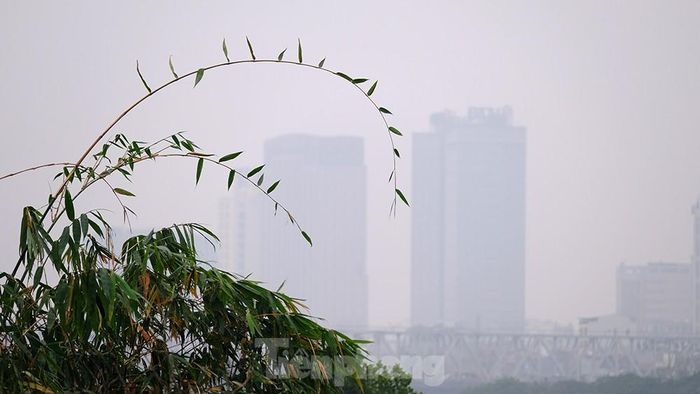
xmin=412 ymin=107 xmax=526 ymax=331
xmin=221 ymin=134 xmax=368 ymax=330
xmin=617 ymin=262 xmax=693 ymax=336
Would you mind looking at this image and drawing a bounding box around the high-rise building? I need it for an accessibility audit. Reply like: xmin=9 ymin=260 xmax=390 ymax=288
xmin=617 ymin=262 xmax=693 ymax=336
xmin=221 ymin=134 xmax=368 ymax=330
xmin=411 ymin=107 xmax=526 ymax=331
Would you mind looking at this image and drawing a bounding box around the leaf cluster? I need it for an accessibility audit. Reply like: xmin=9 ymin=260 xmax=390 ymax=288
xmin=2 ymin=221 xmax=367 ymax=392
xmin=1 ymin=38 xmax=412 ymax=393
xmin=342 ymin=362 xmax=419 ymax=394
xmin=157 ymin=37 xmax=410 ymax=214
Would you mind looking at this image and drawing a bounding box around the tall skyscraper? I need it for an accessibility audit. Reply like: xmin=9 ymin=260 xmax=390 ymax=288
xmin=411 ymin=107 xmax=526 ymax=331
xmin=221 ymin=134 xmax=368 ymax=330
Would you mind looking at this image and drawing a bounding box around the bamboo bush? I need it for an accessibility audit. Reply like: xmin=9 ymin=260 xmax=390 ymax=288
xmin=0 ymin=38 xmax=409 ymax=393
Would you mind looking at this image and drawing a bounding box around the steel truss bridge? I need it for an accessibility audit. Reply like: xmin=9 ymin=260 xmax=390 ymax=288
xmin=353 ymin=330 xmax=700 ymax=383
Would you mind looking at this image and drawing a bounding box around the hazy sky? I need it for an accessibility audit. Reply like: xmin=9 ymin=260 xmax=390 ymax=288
xmin=2 ymin=1 xmax=700 ymax=327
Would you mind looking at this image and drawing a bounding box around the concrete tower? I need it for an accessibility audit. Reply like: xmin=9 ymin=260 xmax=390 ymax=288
xmin=222 ymin=134 xmax=368 ymax=330
xmin=412 ymin=107 xmax=526 ymax=331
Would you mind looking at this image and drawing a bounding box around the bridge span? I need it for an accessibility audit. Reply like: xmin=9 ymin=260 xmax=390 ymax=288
xmin=352 ymin=329 xmax=700 ymax=383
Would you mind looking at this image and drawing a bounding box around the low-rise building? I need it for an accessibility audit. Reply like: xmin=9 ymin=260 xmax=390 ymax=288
xmin=616 ymin=262 xmax=693 ymax=336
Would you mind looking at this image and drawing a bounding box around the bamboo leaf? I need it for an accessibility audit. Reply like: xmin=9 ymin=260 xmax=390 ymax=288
xmin=246 ymin=36 xmax=256 ymax=60
xmin=218 ymin=151 xmax=243 ymax=162
xmin=352 ymin=78 xmax=368 ymax=84
xmin=78 ymin=214 xmax=88 ymax=235
xmin=194 ymin=68 xmax=205 ymax=88
xmin=318 ymin=58 xmax=326 ymax=68
xmin=247 ymin=165 xmax=264 ymax=178
xmin=64 ymin=189 xmax=75 ymax=221
xmin=297 ymin=38 xmax=303 ymax=63
xmin=87 ymin=217 xmax=104 ymax=237
xmin=33 ymin=265 xmax=44 ymax=289
xmin=192 ymin=223 xmax=220 ymax=242
xmin=227 ymin=170 xmax=235 ymax=190
xmin=222 ymin=38 xmax=230 ymax=62
xmin=256 ymin=173 xmax=264 ymax=186
xmin=116 ymin=168 xmax=132 ymax=180
xmin=389 ymin=126 xmax=403 ymax=136
xmin=266 ymin=180 xmax=280 ymax=194
xmin=394 ymin=148 xmax=401 ymax=158
xmin=113 ymin=188 xmax=136 ymax=197
xmin=25 ymin=382 xmax=53 ymax=394
xmin=196 ymin=158 xmax=204 ymax=184
xmin=181 ymin=140 xmax=194 ymax=152
xmin=19 ymin=208 xmax=29 ymax=251
xmin=98 ymin=269 xmax=115 ymax=322
xmin=136 ymin=60 xmax=152 ymax=93
xmin=395 ymin=188 xmax=409 ymax=206
xmin=277 ymin=48 xmax=287 ymax=61
xmin=379 ymin=107 xmax=392 ymax=114
xmin=168 ymin=55 xmax=178 ymax=78
xmin=301 ymin=230 xmax=312 ymax=246
xmin=336 ymin=72 xmax=353 ymax=82
xmin=245 ymin=309 xmax=259 ymax=335
xmin=367 ymin=80 xmax=378 ymax=96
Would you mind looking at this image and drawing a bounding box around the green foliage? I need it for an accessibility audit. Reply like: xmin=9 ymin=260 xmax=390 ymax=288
xmin=297 ymin=38 xmax=303 ymax=64
xmin=194 ymin=68 xmax=205 ymax=88
xmin=246 ymin=36 xmax=256 ymax=60
xmin=222 ymin=38 xmax=230 ymax=63
xmin=344 ymin=363 xmax=420 ymax=394
xmin=367 ymin=81 xmax=377 ymax=96
xmin=396 ymin=189 xmax=409 ymax=207
xmin=136 ymin=60 xmax=152 ymax=93
xmin=301 ymin=231 xmax=313 ymax=247
xmin=1 ymin=223 xmax=367 ymax=392
xmin=389 ymin=127 xmax=403 ymax=136
xmin=168 ymin=55 xmax=178 ymax=78
xmin=0 ymin=39 xmax=410 ymax=393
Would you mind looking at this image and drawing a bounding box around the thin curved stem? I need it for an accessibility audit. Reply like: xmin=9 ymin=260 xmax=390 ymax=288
xmin=0 ymin=162 xmax=77 ymax=181
xmin=11 ymin=56 xmax=401 ymax=278
xmin=18 ymin=148 xmax=309 ymax=282
xmin=59 ymin=58 xmax=396 ymax=219
xmin=159 ymin=153 xmax=307 ymax=234
xmin=90 ymin=151 xmax=307 ymax=235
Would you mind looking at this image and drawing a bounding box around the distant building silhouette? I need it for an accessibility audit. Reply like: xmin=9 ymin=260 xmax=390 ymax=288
xmin=617 ymin=262 xmax=693 ymax=336
xmin=220 ymin=134 xmax=368 ymax=330
xmin=411 ymin=107 xmax=526 ymax=331
xmin=578 ymin=314 xmax=637 ymax=336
